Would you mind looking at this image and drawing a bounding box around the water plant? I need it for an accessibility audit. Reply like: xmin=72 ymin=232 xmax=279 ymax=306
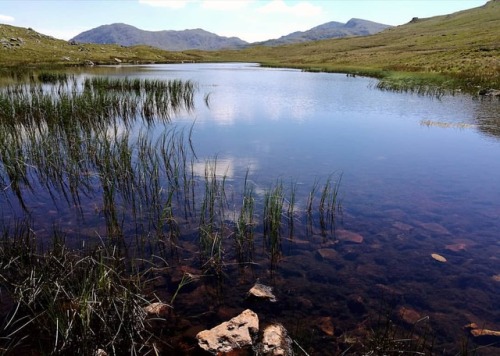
xmin=235 ymin=169 xmax=255 ymax=261
xmin=263 ymin=179 xmax=285 ymax=259
xmin=0 ymin=224 xmax=162 ymax=354
xmin=318 ymin=173 xmax=342 ymax=235
xmin=199 ymin=158 xmax=228 ymax=273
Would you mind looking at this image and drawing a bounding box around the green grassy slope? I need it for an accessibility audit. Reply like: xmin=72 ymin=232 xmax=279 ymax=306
xmin=1 ymin=0 xmax=498 ymax=90
xmin=0 ymin=24 xmax=198 ymax=66
xmin=191 ymin=0 xmax=500 ymax=90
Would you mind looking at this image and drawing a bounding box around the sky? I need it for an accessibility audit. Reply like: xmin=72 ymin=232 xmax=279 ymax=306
xmin=0 ymin=0 xmax=489 ymax=43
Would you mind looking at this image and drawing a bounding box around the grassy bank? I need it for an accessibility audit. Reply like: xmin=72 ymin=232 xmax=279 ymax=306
xmin=1 ymin=1 xmax=499 ymax=93
xmin=189 ymin=0 xmax=499 ymax=93
xmin=0 ymin=23 xmax=201 ymax=67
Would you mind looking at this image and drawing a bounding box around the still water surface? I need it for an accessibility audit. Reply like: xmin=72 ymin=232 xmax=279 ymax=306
xmin=2 ymin=63 xmax=500 ymax=354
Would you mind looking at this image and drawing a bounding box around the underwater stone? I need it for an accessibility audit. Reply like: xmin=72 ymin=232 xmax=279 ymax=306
xmin=398 ymin=306 xmax=422 ymax=324
xmin=466 ymin=323 xmax=500 ymax=339
xmin=258 ymin=323 xmax=293 ymax=356
xmin=143 ymin=302 xmax=171 ymax=318
xmin=317 ymin=248 xmax=339 ymax=261
xmin=315 ymin=316 xmax=335 ymax=336
xmin=248 ymin=283 xmax=277 ymax=302
xmin=337 ymin=229 xmax=364 ymax=243
xmin=431 ymin=253 xmax=447 ymax=263
xmin=196 ymin=309 xmax=259 ymax=354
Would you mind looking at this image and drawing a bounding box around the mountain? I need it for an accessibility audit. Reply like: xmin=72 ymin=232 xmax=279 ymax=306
xmin=0 ymin=23 xmax=201 ymax=66
xmin=72 ymin=19 xmax=391 ymax=51
xmin=256 ymin=18 xmax=391 ymax=46
xmin=71 ymin=23 xmax=248 ymax=51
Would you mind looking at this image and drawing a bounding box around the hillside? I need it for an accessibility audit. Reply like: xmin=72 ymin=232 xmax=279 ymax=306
xmin=71 ymin=23 xmax=248 ymax=51
xmin=194 ymin=0 xmax=499 ymax=91
xmin=0 ymin=24 xmax=199 ymax=66
xmin=0 ymin=1 xmax=498 ymax=91
xmin=257 ymin=18 xmax=391 ymax=46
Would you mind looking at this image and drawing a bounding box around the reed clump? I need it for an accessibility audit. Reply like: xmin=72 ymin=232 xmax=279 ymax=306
xmin=199 ymin=159 xmax=228 ymax=273
xmin=0 ymin=77 xmax=198 ymax=235
xmin=0 ymin=73 xmax=357 ymax=353
xmin=0 ymin=225 xmax=162 ymax=354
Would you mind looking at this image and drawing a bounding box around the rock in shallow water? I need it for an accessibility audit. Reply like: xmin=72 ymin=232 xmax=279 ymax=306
xmin=337 ymin=229 xmax=364 ymax=244
xmin=248 ymin=282 xmax=277 ymax=302
xmin=317 ymin=248 xmax=339 ymax=261
xmin=196 ymin=309 xmax=259 ymax=354
xmin=143 ymin=302 xmax=171 ymax=318
xmin=431 ymin=253 xmax=447 ymax=263
xmin=465 ymin=323 xmax=500 ymax=339
xmin=258 ymin=323 xmax=293 ymax=356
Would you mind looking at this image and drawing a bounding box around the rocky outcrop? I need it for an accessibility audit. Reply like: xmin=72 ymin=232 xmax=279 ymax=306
xmin=478 ymin=89 xmax=500 ymax=97
xmin=1 ymin=37 xmax=24 ymax=49
xmin=196 ymin=309 xmax=259 ymax=354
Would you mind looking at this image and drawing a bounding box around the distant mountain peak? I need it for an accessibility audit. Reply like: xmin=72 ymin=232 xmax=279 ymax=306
xmin=256 ymin=18 xmax=391 ymax=46
xmin=71 ymin=18 xmax=392 ymax=51
xmin=71 ymin=23 xmax=248 ymax=51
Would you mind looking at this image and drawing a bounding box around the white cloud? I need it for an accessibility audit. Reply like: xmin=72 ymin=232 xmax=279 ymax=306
xmin=257 ymin=0 xmax=322 ymax=17
xmin=0 ymin=14 xmax=15 ymax=23
xmin=36 ymin=27 xmax=86 ymax=41
xmin=201 ymin=0 xmax=253 ymax=11
xmin=138 ymin=0 xmax=192 ymax=9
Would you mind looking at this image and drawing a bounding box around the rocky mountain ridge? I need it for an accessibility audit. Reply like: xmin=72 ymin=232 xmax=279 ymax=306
xmin=70 ymin=18 xmax=391 ymax=51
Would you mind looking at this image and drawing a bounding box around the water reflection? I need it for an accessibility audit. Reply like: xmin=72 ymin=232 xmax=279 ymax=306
xmin=1 ymin=64 xmax=499 ymax=354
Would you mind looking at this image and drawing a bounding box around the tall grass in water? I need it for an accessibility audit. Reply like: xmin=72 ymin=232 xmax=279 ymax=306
xmin=235 ymin=169 xmax=255 ymax=261
xmin=286 ymin=180 xmax=297 ymax=239
xmin=199 ymin=158 xmax=228 ymax=273
xmin=318 ymin=173 xmax=342 ymax=236
xmin=263 ymin=180 xmax=285 ymax=260
xmin=0 ymin=224 xmax=163 ymax=354
xmin=0 ymin=77 xmax=198 ymax=235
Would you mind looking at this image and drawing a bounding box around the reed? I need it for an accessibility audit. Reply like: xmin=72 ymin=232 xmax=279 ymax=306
xmin=287 ymin=180 xmax=297 ymax=238
xmin=0 ymin=224 xmax=161 ymax=354
xmin=364 ymin=311 xmax=436 ymax=355
xmin=235 ymin=169 xmax=255 ymax=261
xmin=0 ymin=77 xmax=198 ymax=239
xmin=318 ymin=173 xmax=342 ymax=235
xmin=199 ymin=158 xmax=228 ymax=273
xmin=263 ymin=179 xmax=285 ymax=259
xmin=37 ymin=71 xmax=70 ymax=85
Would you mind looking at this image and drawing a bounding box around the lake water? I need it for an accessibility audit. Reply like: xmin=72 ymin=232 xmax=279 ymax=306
xmin=1 ymin=63 xmax=499 ymax=354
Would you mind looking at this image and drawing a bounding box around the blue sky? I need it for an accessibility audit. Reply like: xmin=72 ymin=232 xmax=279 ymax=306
xmin=0 ymin=0 xmax=488 ymax=42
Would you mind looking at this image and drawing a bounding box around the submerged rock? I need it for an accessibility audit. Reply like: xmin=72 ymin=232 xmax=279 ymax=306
xmin=398 ymin=306 xmax=422 ymax=324
xmin=337 ymin=229 xmax=364 ymax=244
xmin=445 ymin=243 xmax=467 ymax=252
xmin=418 ymin=222 xmax=450 ymax=235
xmin=317 ymin=248 xmax=339 ymax=261
xmin=431 ymin=253 xmax=447 ymax=263
xmin=143 ymin=302 xmax=171 ymax=318
xmin=315 ymin=316 xmax=335 ymax=336
xmin=248 ymin=283 xmax=277 ymax=302
xmin=196 ymin=309 xmax=259 ymax=354
xmin=258 ymin=323 xmax=293 ymax=356
xmin=465 ymin=323 xmax=500 ymax=339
